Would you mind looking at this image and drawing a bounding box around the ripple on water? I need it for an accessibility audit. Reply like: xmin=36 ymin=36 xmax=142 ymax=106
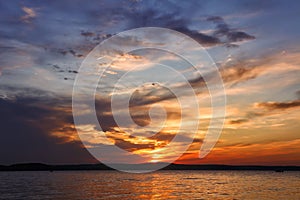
xmin=0 ymin=171 xmax=299 ymax=199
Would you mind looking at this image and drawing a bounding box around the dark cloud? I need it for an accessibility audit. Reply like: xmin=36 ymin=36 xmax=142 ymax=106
xmin=52 ymin=64 xmax=60 ymax=69
xmin=207 ymin=16 xmax=255 ymax=45
xmin=0 ymin=0 xmax=258 ymax=85
xmin=95 ymin=97 xmax=118 ymax=132
xmin=128 ymin=10 xmax=225 ymax=46
xmin=188 ymin=74 xmax=206 ymax=88
xmin=69 ymin=49 xmax=83 ymax=58
xmin=149 ymin=132 xmax=175 ymax=143
xmin=122 ymin=7 xmax=224 ymax=46
xmin=129 ymin=84 xmax=177 ymax=107
xmin=80 ymin=31 xmax=95 ymax=37
xmin=256 ymin=100 xmax=300 ymax=110
xmin=57 ymin=49 xmax=68 ymax=56
xmin=93 ymin=88 xmax=182 ymax=153
xmin=111 ymin=128 xmax=195 ymax=153
xmin=173 ymin=27 xmax=221 ymax=46
xmin=207 ymin=16 xmax=223 ymax=22
xmin=114 ymin=139 xmax=155 ymax=152
xmin=229 ymin=119 xmax=249 ymax=124
xmin=68 ymin=70 xmax=78 ymax=74
xmin=56 ymin=48 xmax=85 ymax=58
xmin=224 ymin=43 xmax=239 ymax=48
xmin=227 ymin=31 xmax=255 ymax=42
xmin=0 ymin=89 xmax=96 ymax=165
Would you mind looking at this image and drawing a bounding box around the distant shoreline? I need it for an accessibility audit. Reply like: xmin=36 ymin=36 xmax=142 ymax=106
xmin=1 ymin=163 xmax=299 ymax=171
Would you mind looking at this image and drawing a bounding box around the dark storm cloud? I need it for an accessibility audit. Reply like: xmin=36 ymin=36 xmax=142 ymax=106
xmin=120 ymin=5 xmax=223 ymax=46
xmin=122 ymin=6 xmax=224 ymax=46
xmin=0 ymin=88 xmax=96 ymax=164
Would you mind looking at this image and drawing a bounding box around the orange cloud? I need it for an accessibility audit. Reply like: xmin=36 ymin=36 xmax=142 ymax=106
xmin=176 ymin=139 xmax=300 ymax=166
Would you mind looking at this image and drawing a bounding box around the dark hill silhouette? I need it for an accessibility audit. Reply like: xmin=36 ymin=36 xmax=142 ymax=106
xmin=0 ymin=163 xmax=299 ymax=171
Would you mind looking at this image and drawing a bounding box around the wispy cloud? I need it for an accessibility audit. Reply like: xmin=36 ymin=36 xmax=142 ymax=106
xmin=255 ymin=100 xmax=300 ymax=110
xmin=207 ymin=16 xmax=255 ymax=45
xmin=20 ymin=7 xmax=37 ymax=23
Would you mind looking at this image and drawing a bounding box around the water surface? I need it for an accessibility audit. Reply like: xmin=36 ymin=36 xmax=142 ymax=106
xmin=0 ymin=171 xmax=299 ymax=199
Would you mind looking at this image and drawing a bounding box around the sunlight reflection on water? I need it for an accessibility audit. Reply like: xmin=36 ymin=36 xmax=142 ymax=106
xmin=0 ymin=171 xmax=299 ymax=199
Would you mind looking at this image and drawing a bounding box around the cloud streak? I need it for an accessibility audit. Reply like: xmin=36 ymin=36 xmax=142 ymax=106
xmin=255 ymin=100 xmax=300 ymax=110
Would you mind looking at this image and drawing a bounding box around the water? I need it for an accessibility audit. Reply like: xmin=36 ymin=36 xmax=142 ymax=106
xmin=0 ymin=171 xmax=299 ymax=199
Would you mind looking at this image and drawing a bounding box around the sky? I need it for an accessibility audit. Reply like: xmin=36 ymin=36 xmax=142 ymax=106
xmin=0 ymin=0 xmax=299 ymax=166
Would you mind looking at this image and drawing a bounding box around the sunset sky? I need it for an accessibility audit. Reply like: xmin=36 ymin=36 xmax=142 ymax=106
xmin=0 ymin=0 xmax=299 ymax=166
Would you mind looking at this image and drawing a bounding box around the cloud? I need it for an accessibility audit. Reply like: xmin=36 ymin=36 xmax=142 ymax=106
xmin=185 ymin=47 xmax=296 ymax=92
xmin=128 ymin=83 xmax=177 ymax=107
xmin=0 ymin=39 xmax=44 ymax=73
xmin=173 ymin=27 xmax=221 ymax=47
xmin=246 ymin=111 xmax=266 ymax=119
xmin=226 ymin=97 xmax=300 ymax=129
xmin=0 ymin=89 xmax=96 ymax=164
xmin=229 ymin=119 xmax=249 ymax=124
xmin=255 ymin=100 xmax=300 ymax=110
xmin=80 ymin=31 xmax=95 ymax=37
xmin=69 ymin=49 xmax=84 ymax=58
xmin=206 ymin=16 xmax=223 ymax=22
xmin=207 ymin=16 xmax=255 ymax=45
xmin=114 ymin=138 xmax=155 ymax=152
xmin=20 ymin=7 xmax=37 ymax=23
xmin=93 ymin=93 xmax=182 ymax=153
xmin=123 ymin=7 xmax=254 ymax=47
xmin=1 ymin=0 xmax=299 ymax=165
xmin=220 ymin=65 xmax=259 ymax=85
xmin=227 ymin=31 xmax=255 ymax=42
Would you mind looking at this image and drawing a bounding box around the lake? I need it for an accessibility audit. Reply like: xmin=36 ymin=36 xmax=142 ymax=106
xmin=0 ymin=171 xmax=299 ymax=199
